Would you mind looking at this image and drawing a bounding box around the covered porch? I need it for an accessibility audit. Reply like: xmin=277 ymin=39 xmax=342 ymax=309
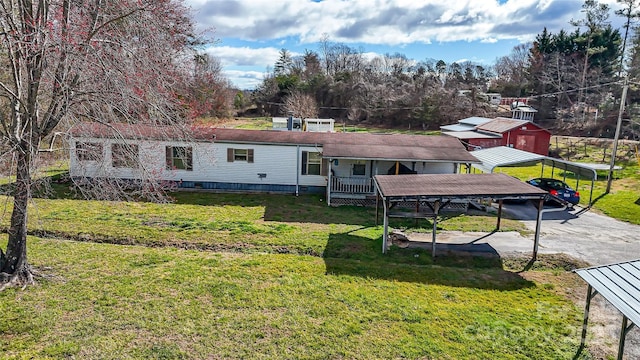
xmin=328 ymin=160 xmax=481 ymax=206
xmin=322 ymin=142 xmax=480 ymax=206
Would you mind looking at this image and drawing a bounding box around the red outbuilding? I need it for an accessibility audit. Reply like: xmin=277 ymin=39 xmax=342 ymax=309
xmin=442 ymin=117 xmax=551 ymax=156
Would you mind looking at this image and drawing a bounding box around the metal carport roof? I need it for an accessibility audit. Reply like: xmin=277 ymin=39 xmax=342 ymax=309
xmin=470 ymin=146 xmax=546 ymax=173
xmin=575 ymin=259 xmax=640 ymax=360
xmin=373 ymin=173 xmax=548 ymax=259
xmin=469 ymin=146 xmax=601 ymax=206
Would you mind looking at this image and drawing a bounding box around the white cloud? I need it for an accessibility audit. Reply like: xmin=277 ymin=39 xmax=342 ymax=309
xmin=205 ymin=46 xmax=281 ymax=68
xmin=187 ymin=0 xmax=586 ymax=46
xmin=223 ymin=70 xmax=266 ymax=90
xmin=185 ymin=0 xmax=629 ymax=88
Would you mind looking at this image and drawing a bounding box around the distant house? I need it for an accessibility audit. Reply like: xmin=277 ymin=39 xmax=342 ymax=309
xmin=485 ymin=93 xmax=502 ymax=106
xmin=272 ymin=117 xmax=335 ymax=132
xmin=69 ymin=123 xmax=479 ymax=206
xmin=441 ymin=117 xmax=551 ymax=155
xmin=510 ymin=103 xmax=538 ymax=121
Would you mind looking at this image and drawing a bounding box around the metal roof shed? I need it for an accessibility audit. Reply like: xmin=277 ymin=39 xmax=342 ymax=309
xmin=575 ymin=259 xmax=640 ymax=360
xmin=373 ymin=173 xmax=548 ymax=259
xmin=470 ymin=146 xmax=601 ymax=206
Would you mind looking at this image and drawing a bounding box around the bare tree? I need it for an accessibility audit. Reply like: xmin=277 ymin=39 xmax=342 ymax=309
xmin=187 ymin=53 xmax=234 ymax=118
xmin=283 ymin=91 xmax=319 ymax=119
xmin=0 ymin=0 xmax=197 ymax=288
xmin=493 ymin=43 xmax=532 ymax=96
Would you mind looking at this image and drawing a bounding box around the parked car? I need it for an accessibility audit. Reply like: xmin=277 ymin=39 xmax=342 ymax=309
xmin=526 ymin=178 xmax=580 ymax=205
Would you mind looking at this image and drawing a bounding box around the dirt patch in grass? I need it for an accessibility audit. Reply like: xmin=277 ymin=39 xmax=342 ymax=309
xmin=502 ymin=253 xmax=591 ymax=272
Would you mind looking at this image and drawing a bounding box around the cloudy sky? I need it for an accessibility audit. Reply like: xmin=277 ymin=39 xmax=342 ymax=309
xmin=185 ymin=0 xmax=626 ymax=89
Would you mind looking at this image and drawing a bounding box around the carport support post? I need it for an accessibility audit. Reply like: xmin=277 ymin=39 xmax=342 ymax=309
xmin=581 ymin=284 xmax=596 ymax=349
xmin=382 ymin=198 xmax=389 ymax=254
xmin=431 ymin=200 xmax=440 ymax=260
xmin=496 ymin=199 xmax=503 ymax=230
xmin=533 ymin=198 xmax=544 ymax=260
xmin=617 ymin=316 xmax=629 ymax=360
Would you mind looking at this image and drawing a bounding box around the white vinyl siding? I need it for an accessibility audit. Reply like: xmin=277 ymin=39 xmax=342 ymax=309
xmin=70 ymin=138 xmax=458 ymax=189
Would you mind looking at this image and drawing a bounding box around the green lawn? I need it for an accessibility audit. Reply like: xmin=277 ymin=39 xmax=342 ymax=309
xmin=0 ymin=188 xmax=527 ymax=259
xmin=0 ymin=237 xmax=589 ymax=359
xmin=0 ymin=186 xmax=595 ymax=359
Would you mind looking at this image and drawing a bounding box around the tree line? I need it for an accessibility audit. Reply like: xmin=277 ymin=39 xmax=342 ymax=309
xmin=250 ymin=0 xmax=640 ymax=138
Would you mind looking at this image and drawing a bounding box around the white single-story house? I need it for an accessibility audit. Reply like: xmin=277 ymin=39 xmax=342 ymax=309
xmin=69 ymin=123 xmax=479 ymax=205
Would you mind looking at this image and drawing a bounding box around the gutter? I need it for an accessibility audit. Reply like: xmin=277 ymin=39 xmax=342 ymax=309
xmin=296 ymin=145 xmax=300 ymax=196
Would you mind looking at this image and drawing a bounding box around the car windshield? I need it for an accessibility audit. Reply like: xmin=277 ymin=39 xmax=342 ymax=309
xmin=544 ymin=180 xmax=568 ymax=190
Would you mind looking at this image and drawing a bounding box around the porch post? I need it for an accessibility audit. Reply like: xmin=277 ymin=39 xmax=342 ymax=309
xmin=327 ymin=159 xmax=332 ymax=206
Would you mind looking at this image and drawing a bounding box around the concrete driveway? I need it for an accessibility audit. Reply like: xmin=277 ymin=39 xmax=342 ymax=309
xmin=408 ymin=202 xmax=640 ymax=265
xmin=492 ymin=202 xmax=640 ymax=265
xmin=410 ymin=202 xmax=640 ymax=360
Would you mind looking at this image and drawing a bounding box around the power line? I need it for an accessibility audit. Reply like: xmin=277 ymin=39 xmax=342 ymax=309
xmin=264 ymin=80 xmax=626 ymax=112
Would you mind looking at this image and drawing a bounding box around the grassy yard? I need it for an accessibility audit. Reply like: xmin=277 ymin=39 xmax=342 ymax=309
xmin=0 ymin=184 xmax=596 ymax=359
xmin=0 ymin=239 xmax=590 ymax=359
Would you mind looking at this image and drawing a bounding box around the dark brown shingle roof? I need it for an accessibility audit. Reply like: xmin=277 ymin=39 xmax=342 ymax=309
xmin=323 ymin=144 xmax=479 ymax=162
xmin=374 ymin=173 xmax=547 ymax=198
xmin=69 ymin=123 xmax=478 ymax=163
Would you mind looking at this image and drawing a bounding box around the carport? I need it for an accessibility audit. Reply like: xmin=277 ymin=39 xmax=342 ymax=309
xmin=373 ymin=173 xmax=548 ymax=259
xmin=575 ymin=259 xmax=640 ymax=360
xmin=469 ymin=146 xmax=602 ymax=206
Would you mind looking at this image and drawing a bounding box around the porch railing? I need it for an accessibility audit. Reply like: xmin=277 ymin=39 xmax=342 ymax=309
xmin=330 ymin=176 xmax=374 ymax=194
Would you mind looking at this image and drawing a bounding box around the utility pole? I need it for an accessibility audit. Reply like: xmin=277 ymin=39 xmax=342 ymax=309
xmin=606 ymin=77 xmax=629 ymax=193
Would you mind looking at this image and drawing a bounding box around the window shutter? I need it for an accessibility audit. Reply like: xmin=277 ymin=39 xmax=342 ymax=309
xmin=301 ymin=151 xmax=307 ymax=175
xmin=247 ymin=149 xmax=254 ymax=163
xmin=166 ymin=146 xmax=172 ymax=169
xmin=227 ymin=148 xmax=234 ymax=162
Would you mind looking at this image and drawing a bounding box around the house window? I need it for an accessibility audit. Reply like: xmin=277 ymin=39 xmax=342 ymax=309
xmin=302 ymin=151 xmax=322 ymax=175
xmin=111 ymin=143 xmax=139 ymax=168
xmin=76 ymin=142 xmax=103 ymax=161
xmin=166 ymin=146 xmax=193 ymax=170
xmin=227 ymin=148 xmax=254 ymax=163
xmin=352 ymin=163 xmax=366 ymax=176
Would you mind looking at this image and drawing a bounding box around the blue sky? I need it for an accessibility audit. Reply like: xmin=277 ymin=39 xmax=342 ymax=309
xmin=185 ymin=0 xmax=626 ymax=89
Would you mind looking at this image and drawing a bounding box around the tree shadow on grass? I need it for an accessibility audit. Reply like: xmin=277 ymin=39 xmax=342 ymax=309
xmin=21 ymin=174 xmax=378 ymax=226
xmin=323 ymin=230 xmax=534 ymax=291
